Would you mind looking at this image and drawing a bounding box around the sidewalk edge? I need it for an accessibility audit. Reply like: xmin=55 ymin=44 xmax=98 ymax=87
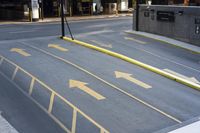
xmin=125 ymin=30 xmax=200 ymax=55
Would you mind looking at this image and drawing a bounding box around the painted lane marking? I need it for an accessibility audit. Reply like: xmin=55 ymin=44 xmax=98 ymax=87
xmin=19 ymin=42 xmax=182 ymax=123
xmin=124 ymin=37 xmax=147 ymax=44
xmin=115 ymin=71 xmax=152 ymax=89
xmin=48 ymin=44 xmax=68 ymax=52
xmin=10 ymin=48 xmax=31 ymax=57
xmin=90 ymin=40 xmax=112 ymax=48
xmin=0 ymin=55 xmax=109 ymax=133
xmin=164 ymin=69 xmax=200 ymax=84
xmin=69 ymin=80 xmax=105 ymax=100
xmin=48 ymin=93 xmax=55 ymax=113
xmin=11 ymin=66 xmax=19 ymax=81
xmin=71 ymin=110 xmax=77 ymax=133
xmin=75 ymin=30 xmax=114 ymax=38
xmin=116 ymin=35 xmax=200 ymax=73
xmin=87 ymin=24 xmax=109 ymax=28
xmin=9 ymin=30 xmax=35 ymax=34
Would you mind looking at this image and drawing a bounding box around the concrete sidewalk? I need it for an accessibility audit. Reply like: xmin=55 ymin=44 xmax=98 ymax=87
xmin=126 ymin=30 xmax=200 ymax=54
xmin=0 ymin=113 xmax=19 ymax=133
xmin=0 ymin=13 xmax=132 ymax=25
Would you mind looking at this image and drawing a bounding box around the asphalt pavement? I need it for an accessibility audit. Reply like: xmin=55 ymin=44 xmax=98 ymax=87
xmin=0 ymin=72 xmax=66 ymax=133
xmin=0 ymin=16 xmax=200 ymax=133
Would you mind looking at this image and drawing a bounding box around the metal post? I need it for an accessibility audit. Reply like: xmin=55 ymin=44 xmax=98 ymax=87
xmin=135 ymin=0 xmax=139 ymax=31
xmin=41 ymin=0 xmax=44 ymax=20
xmin=64 ymin=17 xmax=74 ymax=40
xmin=60 ymin=0 xmax=65 ymax=38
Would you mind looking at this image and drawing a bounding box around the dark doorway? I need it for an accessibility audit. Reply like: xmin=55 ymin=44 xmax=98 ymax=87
xmin=72 ymin=0 xmax=79 ymax=15
xmin=43 ymin=0 xmax=59 ymax=17
xmin=128 ymin=0 xmax=133 ymax=8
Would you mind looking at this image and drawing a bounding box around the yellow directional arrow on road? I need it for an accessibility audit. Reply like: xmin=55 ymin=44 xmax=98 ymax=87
xmin=115 ymin=71 xmax=152 ymax=89
xmin=90 ymin=40 xmax=112 ymax=48
xmin=124 ymin=37 xmax=146 ymax=44
xmin=164 ymin=69 xmax=200 ymax=84
xmin=69 ymin=80 xmax=106 ymax=100
xmin=10 ymin=48 xmax=31 ymax=57
xmin=48 ymin=44 xmax=68 ymax=52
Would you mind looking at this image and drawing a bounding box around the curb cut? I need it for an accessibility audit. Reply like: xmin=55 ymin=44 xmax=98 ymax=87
xmin=125 ymin=31 xmax=200 ymax=55
xmin=62 ymin=36 xmax=200 ymax=91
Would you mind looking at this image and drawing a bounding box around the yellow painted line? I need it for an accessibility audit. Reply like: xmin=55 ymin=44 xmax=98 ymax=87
xmin=10 ymin=48 xmax=31 ymax=57
xmin=0 ymin=70 xmax=71 ymax=133
xmin=125 ymin=31 xmax=200 ymax=55
xmin=11 ymin=66 xmax=19 ymax=81
xmin=48 ymin=44 xmax=68 ymax=52
xmin=90 ymin=40 xmax=113 ymax=48
xmin=69 ymin=80 xmax=105 ymax=100
xmin=29 ymin=78 xmax=35 ymax=95
xmin=21 ymin=43 xmax=182 ymax=123
xmin=0 ymin=55 xmax=109 ymax=133
xmin=62 ymin=36 xmax=200 ymax=91
xmin=48 ymin=93 xmax=55 ymax=113
xmin=124 ymin=37 xmax=147 ymax=44
xmin=164 ymin=69 xmax=200 ymax=84
xmin=71 ymin=109 xmax=77 ymax=133
xmin=115 ymin=71 xmax=152 ymax=89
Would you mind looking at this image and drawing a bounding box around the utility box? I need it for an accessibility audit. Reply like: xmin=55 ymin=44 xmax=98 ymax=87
xmin=31 ymin=0 xmax=39 ymax=21
xmin=118 ymin=0 xmax=129 ymax=12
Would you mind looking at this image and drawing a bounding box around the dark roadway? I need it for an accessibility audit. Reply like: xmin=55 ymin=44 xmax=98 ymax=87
xmin=0 ymin=17 xmax=200 ymax=133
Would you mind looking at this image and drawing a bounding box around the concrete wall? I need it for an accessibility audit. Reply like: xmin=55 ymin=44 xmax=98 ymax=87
xmin=133 ymin=5 xmax=200 ymax=46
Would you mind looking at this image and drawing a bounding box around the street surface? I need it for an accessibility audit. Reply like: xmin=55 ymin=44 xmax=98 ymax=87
xmin=0 ymin=16 xmax=200 ymax=133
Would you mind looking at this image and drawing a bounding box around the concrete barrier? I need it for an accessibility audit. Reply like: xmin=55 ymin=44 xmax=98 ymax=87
xmin=133 ymin=5 xmax=200 ymax=46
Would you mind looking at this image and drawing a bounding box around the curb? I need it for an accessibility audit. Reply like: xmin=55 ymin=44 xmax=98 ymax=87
xmin=125 ymin=31 xmax=200 ymax=55
xmin=0 ymin=14 xmax=132 ymax=25
xmin=62 ymin=36 xmax=200 ymax=91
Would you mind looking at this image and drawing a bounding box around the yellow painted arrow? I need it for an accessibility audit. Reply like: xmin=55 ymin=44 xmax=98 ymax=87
xmin=115 ymin=71 xmax=152 ymax=89
xmin=10 ymin=48 xmax=31 ymax=57
xmin=124 ymin=37 xmax=146 ymax=44
xmin=48 ymin=44 xmax=68 ymax=52
xmin=90 ymin=40 xmax=112 ymax=48
xmin=69 ymin=80 xmax=105 ymax=100
xmin=164 ymin=69 xmax=200 ymax=84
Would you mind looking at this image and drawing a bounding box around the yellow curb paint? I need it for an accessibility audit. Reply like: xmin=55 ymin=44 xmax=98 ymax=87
xmin=62 ymin=36 xmax=200 ymax=91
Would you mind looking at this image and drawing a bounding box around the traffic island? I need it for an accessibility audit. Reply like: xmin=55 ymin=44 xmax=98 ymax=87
xmin=62 ymin=36 xmax=200 ymax=91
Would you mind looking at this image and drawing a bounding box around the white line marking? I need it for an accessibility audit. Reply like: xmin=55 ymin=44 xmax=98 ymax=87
xmin=10 ymin=30 xmax=35 ymax=34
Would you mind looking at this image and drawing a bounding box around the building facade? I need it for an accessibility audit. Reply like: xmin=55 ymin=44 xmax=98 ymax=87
xmin=152 ymin=0 xmax=200 ymax=5
xmin=0 ymin=0 xmax=132 ymax=21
